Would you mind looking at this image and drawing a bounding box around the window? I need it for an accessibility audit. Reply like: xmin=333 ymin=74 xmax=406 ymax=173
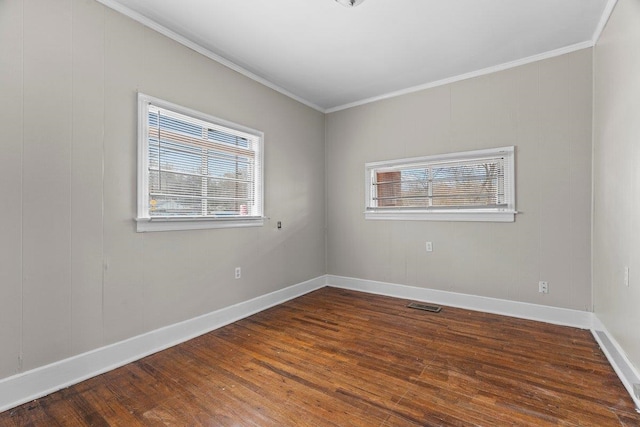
xmin=365 ymin=146 xmax=516 ymax=222
xmin=136 ymin=93 xmax=264 ymax=232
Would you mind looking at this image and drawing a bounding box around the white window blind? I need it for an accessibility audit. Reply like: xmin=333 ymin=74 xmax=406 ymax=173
xmin=137 ymin=94 xmax=264 ymax=232
xmin=365 ymin=147 xmax=515 ymax=222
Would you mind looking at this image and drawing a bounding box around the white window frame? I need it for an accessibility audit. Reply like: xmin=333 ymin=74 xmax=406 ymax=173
xmin=136 ymin=93 xmax=264 ymax=232
xmin=364 ymin=146 xmax=516 ymax=222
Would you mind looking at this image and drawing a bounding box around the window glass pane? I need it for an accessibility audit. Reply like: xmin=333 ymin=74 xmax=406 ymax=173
xmin=149 ymin=195 xmax=202 ymax=217
xmin=375 ymin=171 xmax=401 ymax=207
xmin=160 ymin=114 xmax=202 ymax=138
xmin=208 ymin=129 xmax=250 ymax=148
xmin=432 ymin=161 xmax=503 ymax=207
xmin=140 ymin=96 xmax=262 ymax=223
xmin=151 ymin=141 xmax=202 ymax=175
xmin=400 ymin=168 xmax=429 ymax=207
xmin=366 ymin=147 xmax=514 ymax=220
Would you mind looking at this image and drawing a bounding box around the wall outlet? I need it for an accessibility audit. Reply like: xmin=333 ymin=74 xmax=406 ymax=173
xmin=633 ymin=383 xmax=640 ymax=400
xmin=538 ymin=281 xmax=549 ymax=294
xmin=235 ymin=267 xmax=241 ymax=279
xmin=425 ymin=242 xmax=433 ymax=252
xmin=624 ymin=266 xmax=630 ymax=287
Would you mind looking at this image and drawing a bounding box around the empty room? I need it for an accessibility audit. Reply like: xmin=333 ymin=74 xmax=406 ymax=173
xmin=1 ymin=0 xmax=639 ymax=425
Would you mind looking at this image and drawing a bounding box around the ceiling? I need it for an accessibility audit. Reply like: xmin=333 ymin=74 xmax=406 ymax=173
xmin=102 ymin=0 xmax=613 ymax=112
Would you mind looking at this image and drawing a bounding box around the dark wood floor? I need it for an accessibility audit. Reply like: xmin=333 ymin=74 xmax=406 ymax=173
xmin=1 ymin=287 xmax=638 ymax=426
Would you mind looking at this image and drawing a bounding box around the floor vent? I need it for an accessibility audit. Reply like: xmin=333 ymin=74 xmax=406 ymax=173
xmin=407 ymin=302 xmax=442 ymax=313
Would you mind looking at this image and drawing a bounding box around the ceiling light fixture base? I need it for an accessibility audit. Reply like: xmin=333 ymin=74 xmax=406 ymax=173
xmin=335 ymin=0 xmax=366 ymax=7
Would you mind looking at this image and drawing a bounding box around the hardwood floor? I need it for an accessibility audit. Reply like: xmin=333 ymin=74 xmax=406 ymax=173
xmin=1 ymin=287 xmax=638 ymax=426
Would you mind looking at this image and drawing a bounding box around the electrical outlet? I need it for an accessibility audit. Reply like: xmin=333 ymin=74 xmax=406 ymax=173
xmin=624 ymin=266 xmax=630 ymax=287
xmin=425 ymin=242 xmax=433 ymax=252
xmin=538 ymin=281 xmax=549 ymax=294
xmin=235 ymin=267 xmax=241 ymax=279
xmin=634 ymin=383 xmax=640 ymax=400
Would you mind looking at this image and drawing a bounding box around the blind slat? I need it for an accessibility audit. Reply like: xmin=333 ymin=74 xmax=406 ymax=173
xmin=369 ymin=154 xmax=510 ymax=210
xmin=145 ymin=102 xmax=261 ymax=219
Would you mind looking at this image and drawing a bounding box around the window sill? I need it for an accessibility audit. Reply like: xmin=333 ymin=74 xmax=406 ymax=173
xmin=135 ymin=216 xmax=264 ymax=232
xmin=364 ymin=210 xmax=516 ymax=223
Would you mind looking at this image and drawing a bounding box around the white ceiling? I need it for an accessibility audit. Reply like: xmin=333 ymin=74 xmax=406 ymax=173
xmin=102 ymin=0 xmax=613 ymax=112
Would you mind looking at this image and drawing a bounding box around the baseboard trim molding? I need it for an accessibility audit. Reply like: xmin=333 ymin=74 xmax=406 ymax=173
xmin=591 ymin=317 xmax=640 ymax=411
xmin=326 ymin=275 xmax=593 ymax=329
xmin=0 ymin=275 xmax=326 ymax=413
xmin=327 ymin=275 xmax=640 ymax=409
xmin=3 ymin=274 xmax=638 ymax=414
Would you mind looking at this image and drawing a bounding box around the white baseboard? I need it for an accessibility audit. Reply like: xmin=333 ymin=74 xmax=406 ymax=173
xmin=326 ymin=275 xmax=593 ymax=329
xmin=3 ymin=274 xmax=638 ymax=415
xmin=327 ymin=275 xmax=640 ymax=410
xmin=0 ymin=275 xmax=326 ymax=413
xmin=591 ymin=316 xmax=640 ymax=411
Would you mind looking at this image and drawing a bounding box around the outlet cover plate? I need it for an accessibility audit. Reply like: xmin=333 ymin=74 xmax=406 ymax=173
xmin=538 ymin=281 xmax=549 ymax=294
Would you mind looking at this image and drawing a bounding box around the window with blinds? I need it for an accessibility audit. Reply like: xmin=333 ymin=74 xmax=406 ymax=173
xmin=136 ymin=94 xmax=264 ymax=232
xmin=365 ymin=147 xmax=516 ymax=222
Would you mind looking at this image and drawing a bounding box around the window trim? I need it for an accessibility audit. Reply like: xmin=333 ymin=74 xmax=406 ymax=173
xmin=364 ymin=146 xmax=516 ymax=222
xmin=136 ymin=93 xmax=264 ymax=232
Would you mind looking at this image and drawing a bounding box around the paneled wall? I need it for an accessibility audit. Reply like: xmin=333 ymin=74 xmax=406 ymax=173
xmin=593 ymin=0 xmax=640 ymax=375
xmin=326 ymin=50 xmax=593 ymax=311
xmin=0 ymin=0 xmax=326 ymax=379
xmin=2 ymin=0 xmax=623 ymax=387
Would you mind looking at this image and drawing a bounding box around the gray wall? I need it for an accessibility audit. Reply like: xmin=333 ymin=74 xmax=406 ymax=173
xmin=593 ymin=0 xmax=640 ymax=373
xmin=0 ymin=0 xmax=614 ymax=386
xmin=0 ymin=0 xmax=326 ymax=379
xmin=326 ymin=50 xmax=593 ymax=311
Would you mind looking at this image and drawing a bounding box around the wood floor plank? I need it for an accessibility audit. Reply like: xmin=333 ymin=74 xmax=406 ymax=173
xmin=1 ymin=287 xmax=638 ymax=426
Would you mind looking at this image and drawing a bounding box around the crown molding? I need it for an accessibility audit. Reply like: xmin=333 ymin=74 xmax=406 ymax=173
xmin=592 ymin=0 xmax=619 ymax=44
xmin=95 ymin=0 xmax=325 ymax=113
xmin=97 ymin=0 xmax=610 ymax=115
xmin=326 ymin=41 xmax=594 ymax=113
